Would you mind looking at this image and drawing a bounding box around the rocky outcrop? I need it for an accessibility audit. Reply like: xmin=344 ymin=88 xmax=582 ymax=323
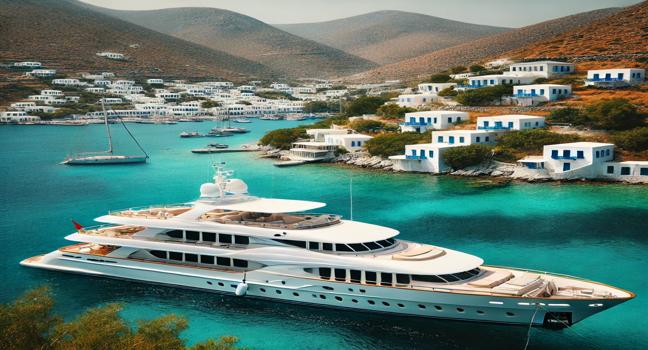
xmin=335 ymin=152 xmax=394 ymax=171
xmin=450 ymin=161 xmax=516 ymax=177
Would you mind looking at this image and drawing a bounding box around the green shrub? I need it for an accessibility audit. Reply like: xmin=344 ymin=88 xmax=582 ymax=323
xmin=586 ymin=98 xmax=646 ymax=130
xmin=496 ymin=129 xmax=581 ymax=153
xmin=344 ymin=96 xmax=389 ymax=116
xmin=428 ymin=74 xmax=451 ymax=83
xmin=256 ymin=91 xmax=298 ymax=100
xmin=547 ymin=107 xmax=589 ymax=126
xmin=469 ymin=64 xmax=486 ymax=73
xmin=201 ymin=100 xmax=221 ymax=108
xmin=450 ymin=66 xmax=467 ymax=74
xmin=259 ymin=127 xmax=307 ymax=150
xmin=349 ymin=119 xmax=385 ymax=133
xmin=376 ymin=103 xmax=415 ymax=118
xmin=611 ymin=127 xmax=648 ymax=152
xmin=365 ymin=132 xmax=429 ymax=157
xmin=304 ymin=100 xmax=339 ymax=113
xmin=455 ymin=85 xmax=513 ymax=106
xmin=443 ymin=145 xmax=493 ymax=170
xmin=437 ymin=86 xmax=457 ymax=97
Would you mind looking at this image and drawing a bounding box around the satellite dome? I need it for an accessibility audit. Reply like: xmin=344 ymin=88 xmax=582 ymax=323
xmin=225 ymin=179 xmax=248 ymax=194
xmin=200 ymin=183 xmax=220 ymax=198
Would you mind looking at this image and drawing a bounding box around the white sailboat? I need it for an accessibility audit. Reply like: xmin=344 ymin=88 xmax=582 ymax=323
xmin=62 ymin=101 xmax=149 ymax=165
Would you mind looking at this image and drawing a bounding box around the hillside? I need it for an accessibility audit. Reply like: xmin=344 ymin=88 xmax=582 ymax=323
xmin=343 ymin=7 xmax=623 ymax=83
xmin=502 ymin=1 xmax=648 ymax=61
xmin=0 ymin=0 xmax=274 ymax=81
xmin=83 ymin=5 xmax=378 ymax=79
xmin=276 ymin=10 xmax=509 ymax=65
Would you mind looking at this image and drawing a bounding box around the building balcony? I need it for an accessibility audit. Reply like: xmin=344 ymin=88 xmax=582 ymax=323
xmin=478 ymin=125 xmax=511 ymax=130
xmin=405 ymin=155 xmax=427 ymax=160
xmin=551 ymin=155 xmax=578 ymax=160
xmin=515 ymin=93 xmax=538 ymax=98
xmin=400 ymin=122 xmax=428 ymax=127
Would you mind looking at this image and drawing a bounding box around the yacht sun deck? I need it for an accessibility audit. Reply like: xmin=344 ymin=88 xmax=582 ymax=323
xmin=200 ymin=210 xmax=341 ymax=229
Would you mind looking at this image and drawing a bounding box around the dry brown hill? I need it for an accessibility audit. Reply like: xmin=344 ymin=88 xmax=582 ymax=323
xmin=276 ymin=10 xmax=508 ymax=65
xmin=343 ymin=7 xmax=623 ymax=83
xmin=502 ymin=1 xmax=648 ymax=61
xmin=0 ymin=0 xmax=274 ymax=81
xmin=83 ymin=5 xmax=378 ymax=79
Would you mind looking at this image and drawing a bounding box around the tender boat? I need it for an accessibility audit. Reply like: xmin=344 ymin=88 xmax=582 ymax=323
xmin=22 ymin=166 xmax=634 ymax=329
xmin=233 ymin=118 xmax=252 ymax=123
xmin=207 ymin=143 xmax=229 ymax=149
xmin=61 ymin=101 xmax=149 ymax=165
xmin=180 ymin=132 xmax=204 ymax=138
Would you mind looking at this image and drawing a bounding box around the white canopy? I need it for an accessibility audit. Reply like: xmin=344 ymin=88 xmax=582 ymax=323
xmin=211 ymin=198 xmax=326 ymax=213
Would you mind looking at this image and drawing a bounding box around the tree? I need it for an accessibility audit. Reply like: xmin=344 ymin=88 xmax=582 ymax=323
xmin=611 ymin=127 xmax=648 ymax=152
xmin=547 ymin=107 xmax=589 ymax=126
xmin=259 ymin=127 xmax=307 ymax=150
xmin=202 ymin=100 xmax=221 ymax=108
xmin=349 ymin=119 xmax=385 ymax=133
xmin=455 ymin=85 xmax=512 ymax=106
xmin=428 ymin=73 xmax=451 ymax=83
xmin=450 ymin=66 xmax=467 ymax=74
xmin=376 ymin=103 xmax=415 ymax=118
xmin=344 ymin=96 xmax=389 ymax=116
xmin=443 ymin=145 xmax=492 ymax=170
xmin=365 ymin=132 xmax=430 ymax=157
xmin=437 ymin=86 xmax=457 ymax=97
xmin=586 ymin=98 xmax=646 ymax=130
xmin=0 ymin=287 xmax=246 ymax=350
xmin=469 ymin=64 xmax=486 ymax=73
xmin=496 ymin=129 xmax=581 ymax=155
xmin=304 ymin=101 xmax=338 ymax=113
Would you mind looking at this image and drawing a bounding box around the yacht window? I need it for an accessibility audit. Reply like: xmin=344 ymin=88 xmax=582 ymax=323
xmin=275 ymin=239 xmax=307 ymax=248
xmin=380 ymin=273 xmax=393 ymax=286
xmin=166 ymin=230 xmax=183 ymax=239
xmin=365 ymin=271 xmax=377 ymax=285
xmin=185 ymin=231 xmax=200 ymax=241
xmin=309 ymin=242 xmax=319 ymax=250
xmin=202 ymin=232 xmax=216 ymax=242
xmin=184 ymin=253 xmax=198 ymax=263
xmin=350 ymin=270 xmax=361 ymax=283
xmin=169 ymin=251 xmax=183 ymax=261
xmin=467 ymin=268 xmax=481 ymax=276
xmin=219 ymin=234 xmax=232 ymax=244
xmin=233 ymin=259 xmax=248 ymax=268
xmin=319 ymin=268 xmax=331 ymax=279
xmin=234 ymin=235 xmax=249 ymax=245
xmin=386 ymin=238 xmax=396 ymax=245
xmin=363 ymin=242 xmax=381 ymax=250
xmin=396 ymin=274 xmax=410 ymax=285
xmin=335 ymin=244 xmax=353 ymax=252
xmin=334 ymin=269 xmax=346 ymax=281
xmin=376 ymin=240 xmax=392 ymax=248
xmin=322 ymin=243 xmax=333 ymax=251
xmin=150 ymin=250 xmax=167 ymax=259
xmin=200 ymin=255 xmax=214 ymax=264
xmin=348 ymin=243 xmax=369 ymax=252
xmin=217 ymin=257 xmax=231 ymax=266
xmin=412 ymin=274 xmax=446 ymax=283
xmin=454 ymin=271 xmax=476 ymax=280
xmin=439 ymin=274 xmax=459 ymax=282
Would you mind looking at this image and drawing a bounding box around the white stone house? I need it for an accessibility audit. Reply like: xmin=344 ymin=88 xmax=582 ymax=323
xmin=52 ymin=79 xmax=83 ymax=87
xmin=99 ymin=98 xmax=123 ymax=105
xmin=512 ymin=84 xmax=571 ymax=106
xmin=96 ymin=52 xmax=125 ymax=60
xmin=41 ymin=90 xmax=64 ymax=97
xmin=395 ymin=93 xmax=437 ymax=108
xmin=476 ymin=115 xmax=545 ymax=131
xmin=10 ymin=102 xmax=36 ymax=110
xmin=26 ymin=69 xmax=56 ymax=78
xmin=13 ymin=61 xmax=42 ymax=69
xmin=465 ymin=74 xmax=536 ymax=89
xmin=0 ymin=111 xmax=40 ymax=123
xmin=507 ymin=61 xmax=575 ymax=79
xmin=324 ymin=133 xmax=372 ymax=152
xmin=417 ymin=83 xmax=457 ymax=94
xmin=585 ymin=68 xmax=645 ymax=87
xmin=306 ymin=128 xmax=350 ymax=142
xmin=400 ymin=111 xmax=468 ymax=133
xmin=146 ymin=78 xmax=164 ymax=85
xmin=518 ymin=142 xmax=614 ymax=179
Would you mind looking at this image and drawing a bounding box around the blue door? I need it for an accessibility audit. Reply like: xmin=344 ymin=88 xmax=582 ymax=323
xmin=495 ymin=121 xmax=502 ymax=128
xmin=483 ymin=121 xmax=489 ymax=127
xmin=618 ymin=73 xmax=624 ymax=80
xmin=410 ymin=117 xmax=415 ymax=123
xmin=449 ymin=136 xmax=455 ymax=144
xmin=564 ymin=150 xmax=571 ymax=158
xmin=593 ymin=73 xmax=599 ymax=80
xmin=563 ymin=163 xmax=571 ymax=171
xmin=551 ymin=150 xmax=558 ymax=159
xmin=508 ymin=121 xmax=514 ymax=128
xmin=605 ymin=73 xmax=611 ymax=80
xmin=419 ymin=117 xmax=425 ymax=124
xmin=420 ymin=149 xmax=426 ymax=159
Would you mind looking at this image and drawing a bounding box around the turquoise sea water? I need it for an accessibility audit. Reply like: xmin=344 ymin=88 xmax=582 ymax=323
xmin=1 ymin=120 xmax=647 ymax=349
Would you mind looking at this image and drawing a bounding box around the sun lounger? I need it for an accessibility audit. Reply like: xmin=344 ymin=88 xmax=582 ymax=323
xmin=468 ymin=270 xmax=514 ymax=288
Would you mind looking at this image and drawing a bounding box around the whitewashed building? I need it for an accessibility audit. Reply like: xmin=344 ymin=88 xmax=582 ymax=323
xmin=26 ymin=69 xmax=56 ymax=78
xmin=52 ymin=79 xmax=83 ymax=87
xmin=10 ymin=102 xmax=36 ymax=110
xmin=585 ymin=68 xmax=645 ymax=87
xmin=512 ymin=84 xmax=571 ymax=106
xmin=395 ymin=93 xmax=437 ymax=108
xmin=99 ymin=98 xmax=123 ymax=105
xmin=41 ymin=90 xmax=64 ymax=97
xmin=96 ymin=52 xmax=125 ymax=60
xmin=306 ymin=128 xmax=350 ymax=142
xmin=507 ymin=61 xmax=575 ymax=79
xmin=465 ymin=74 xmax=536 ymax=89
xmin=400 ymin=111 xmax=468 ymax=133
xmin=324 ymin=133 xmax=372 ymax=152
xmin=13 ymin=61 xmax=42 ymax=69
xmin=0 ymin=111 xmax=40 ymax=123
xmin=146 ymin=78 xmax=164 ymax=85
xmin=417 ymin=83 xmax=457 ymax=94
xmin=476 ymin=115 xmax=545 ymax=131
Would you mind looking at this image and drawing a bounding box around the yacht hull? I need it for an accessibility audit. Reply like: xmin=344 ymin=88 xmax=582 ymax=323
xmin=62 ymin=156 xmax=148 ymax=165
xmin=21 ymin=251 xmax=629 ymax=329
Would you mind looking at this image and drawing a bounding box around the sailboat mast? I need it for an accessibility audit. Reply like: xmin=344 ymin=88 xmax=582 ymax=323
xmin=101 ymin=99 xmax=113 ymax=154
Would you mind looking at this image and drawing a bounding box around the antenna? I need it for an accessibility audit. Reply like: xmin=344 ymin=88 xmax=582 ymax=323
xmin=349 ymin=175 xmax=353 ymax=221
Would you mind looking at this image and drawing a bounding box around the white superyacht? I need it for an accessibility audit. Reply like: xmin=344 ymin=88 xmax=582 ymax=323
xmin=22 ymin=166 xmax=634 ymax=329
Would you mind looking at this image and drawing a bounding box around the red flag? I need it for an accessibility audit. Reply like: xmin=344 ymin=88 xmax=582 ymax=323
xmin=72 ymin=220 xmax=84 ymax=231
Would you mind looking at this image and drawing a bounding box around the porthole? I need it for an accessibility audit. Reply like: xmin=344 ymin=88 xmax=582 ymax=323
xmin=359 ymin=289 xmax=366 ymax=293
xmin=275 ymin=290 xmax=282 ymax=294
xmin=434 ymin=305 xmax=442 ymax=311
xmin=281 ymin=281 xmax=286 ymax=285
xmin=206 ymin=281 xmax=213 ymax=285
xmin=476 ymin=310 xmax=485 ymax=315
xmin=397 ymin=303 xmax=405 ymax=308
xmin=418 ymin=304 xmax=426 ymax=309
xmin=260 ymin=288 xmax=266 ymax=293
xmin=382 ymin=301 xmax=390 ymax=306
xmin=368 ymin=300 xmax=376 ymax=305
xmin=319 ymin=294 xmax=326 ymax=299
xmin=506 ymin=312 xmax=515 ymax=317
xmin=457 ymin=308 xmax=465 ymax=313
xmin=323 ymin=286 xmax=334 ymax=291
xmin=352 ymin=299 xmax=358 ymax=303
xmin=335 ymin=296 xmax=343 ymax=301
xmin=218 ymin=282 xmax=224 ymax=287
xmin=293 ymin=292 xmax=300 ymax=297
xmin=312 ymin=294 xmax=317 ymax=298
xmin=348 ymin=288 xmax=353 ymax=292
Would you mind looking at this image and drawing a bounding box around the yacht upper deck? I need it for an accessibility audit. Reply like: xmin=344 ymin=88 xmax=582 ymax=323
xmin=200 ymin=210 xmax=341 ymax=230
